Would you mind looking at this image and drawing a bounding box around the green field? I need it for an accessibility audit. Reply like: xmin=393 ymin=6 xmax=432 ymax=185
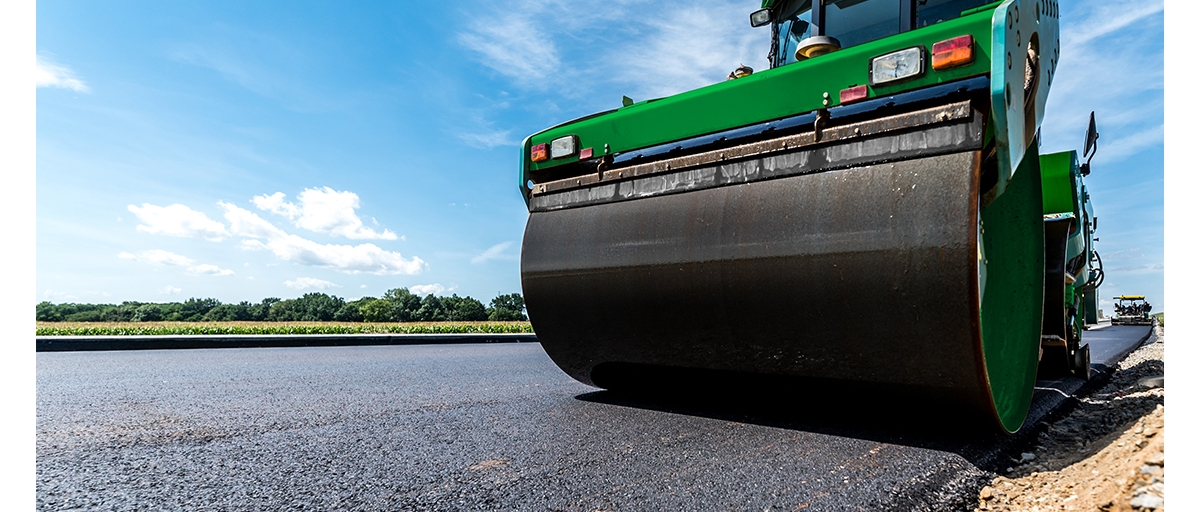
xmin=36 ymin=321 xmax=534 ymax=336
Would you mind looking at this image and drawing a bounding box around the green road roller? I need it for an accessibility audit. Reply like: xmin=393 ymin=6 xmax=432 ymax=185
xmin=518 ymin=0 xmax=1102 ymax=433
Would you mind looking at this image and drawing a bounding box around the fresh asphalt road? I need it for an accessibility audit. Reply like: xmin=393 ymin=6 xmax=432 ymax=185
xmin=36 ymin=324 xmax=1151 ymax=511
xmin=1082 ymin=322 xmax=1157 ymax=364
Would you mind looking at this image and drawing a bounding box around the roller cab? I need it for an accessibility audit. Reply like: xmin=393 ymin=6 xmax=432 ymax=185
xmin=519 ymin=0 xmax=1082 ymax=433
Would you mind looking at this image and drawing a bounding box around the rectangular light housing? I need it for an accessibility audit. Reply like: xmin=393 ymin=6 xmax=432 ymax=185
xmin=932 ymin=35 xmax=974 ymax=70
xmin=869 ymin=47 xmax=925 ymax=86
xmin=749 ymin=8 xmax=772 ymax=28
xmin=550 ymin=136 xmax=577 ymax=159
xmin=530 ymin=143 xmax=548 ymax=162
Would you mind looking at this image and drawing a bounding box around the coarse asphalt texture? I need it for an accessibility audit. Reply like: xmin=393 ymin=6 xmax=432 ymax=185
xmin=36 ymin=323 xmax=1151 ymax=511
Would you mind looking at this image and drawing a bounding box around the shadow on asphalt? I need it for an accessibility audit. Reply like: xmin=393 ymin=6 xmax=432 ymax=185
xmin=575 ymin=325 xmax=1156 ymax=473
xmin=573 ymin=364 xmax=1105 ymax=473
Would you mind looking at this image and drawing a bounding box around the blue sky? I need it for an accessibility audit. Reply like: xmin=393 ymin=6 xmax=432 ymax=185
xmin=35 ymin=0 xmax=1164 ymax=312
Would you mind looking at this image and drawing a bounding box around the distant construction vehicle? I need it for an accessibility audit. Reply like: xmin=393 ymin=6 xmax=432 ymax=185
xmin=1111 ymin=296 xmax=1153 ymax=326
xmin=519 ymin=0 xmax=1103 ymax=433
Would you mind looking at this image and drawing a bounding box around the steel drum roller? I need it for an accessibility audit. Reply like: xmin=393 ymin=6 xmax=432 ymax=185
xmin=522 ymin=118 xmax=1045 ymax=432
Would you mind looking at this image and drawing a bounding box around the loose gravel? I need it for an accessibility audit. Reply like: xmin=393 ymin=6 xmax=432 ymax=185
xmin=974 ymin=324 xmax=1166 ymax=511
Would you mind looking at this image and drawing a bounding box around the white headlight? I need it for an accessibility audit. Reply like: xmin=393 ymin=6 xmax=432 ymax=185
xmin=869 ymin=47 xmax=925 ymax=86
xmin=550 ymin=136 xmax=577 ymax=159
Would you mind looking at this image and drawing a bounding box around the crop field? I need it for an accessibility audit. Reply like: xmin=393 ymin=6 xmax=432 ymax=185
xmin=36 ymin=321 xmax=535 ymax=336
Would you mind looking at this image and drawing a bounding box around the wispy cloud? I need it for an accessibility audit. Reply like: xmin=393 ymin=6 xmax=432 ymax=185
xmin=36 ymin=54 xmax=89 ymax=92
xmin=1108 ymin=262 xmax=1164 ymax=274
xmin=159 ymin=286 xmax=182 ymax=295
xmin=1039 ymin=0 xmax=1163 ymax=163
xmin=43 ymin=290 xmax=78 ymax=301
xmin=458 ymin=12 xmax=560 ymax=85
xmin=284 ymin=277 xmax=341 ymax=290
xmin=1059 ymin=0 xmax=1164 ymax=49
xmin=458 ymin=128 xmax=515 ymax=149
xmin=170 ymin=29 xmax=350 ymax=112
xmin=127 ymin=203 xmax=230 ymax=241
xmin=1102 ymin=124 xmax=1164 ymax=164
xmin=471 ymin=241 xmax=515 ymax=264
xmin=252 ymin=187 xmax=398 ymax=240
xmin=1104 ymin=247 xmax=1145 ymax=260
xmin=613 ymin=4 xmax=769 ymax=99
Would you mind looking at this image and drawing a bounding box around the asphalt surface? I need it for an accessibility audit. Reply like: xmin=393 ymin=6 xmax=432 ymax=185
xmin=1080 ymin=322 xmax=1158 ymax=364
xmin=36 ymin=324 xmax=1151 ymax=511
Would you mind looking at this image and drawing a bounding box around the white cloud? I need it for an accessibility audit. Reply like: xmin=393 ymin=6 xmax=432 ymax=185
xmin=187 ymin=264 xmax=235 ymax=276
xmin=252 ymin=187 xmax=398 ymax=240
xmin=250 ymin=192 xmax=300 ymax=219
xmin=222 ymin=202 xmax=424 ymax=274
xmin=120 ymin=250 xmax=234 ymax=276
xmin=220 ymin=201 xmax=287 ymax=239
xmin=409 ymin=283 xmax=456 ymax=296
xmin=159 ymin=286 xmax=183 ymax=295
xmin=36 ymin=54 xmax=89 ymax=92
xmin=285 ymin=277 xmax=341 ymax=290
xmin=471 ymin=241 xmax=515 ymax=264
xmin=119 ymin=249 xmax=194 ymax=267
xmin=127 ymin=203 xmax=230 ymax=241
xmin=242 ymin=235 xmax=427 ymax=275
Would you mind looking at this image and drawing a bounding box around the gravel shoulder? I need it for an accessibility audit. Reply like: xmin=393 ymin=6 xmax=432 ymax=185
xmin=974 ymin=324 xmax=1166 ymax=511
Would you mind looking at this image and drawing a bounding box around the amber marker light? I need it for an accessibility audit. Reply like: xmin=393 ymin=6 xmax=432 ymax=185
xmin=840 ymin=85 xmax=868 ymax=104
xmin=531 ymin=143 xmax=549 ymax=162
xmin=932 ymin=35 xmax=974 ymax=70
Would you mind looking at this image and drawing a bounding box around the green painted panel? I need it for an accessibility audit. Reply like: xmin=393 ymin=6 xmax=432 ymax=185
xmin=527 ymin=9 xmax=995 ymax=173
xmin=1039 ymin=151 xmax=1074 ymax=216
xmin=979 ymin=146 xmax=1044 ymax=433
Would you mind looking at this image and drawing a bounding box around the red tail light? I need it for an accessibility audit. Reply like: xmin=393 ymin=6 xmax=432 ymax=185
xmin=531 ymin=143 xmax=548 ymax=162
xmin=840 ymin=85 xmax=868 ymax=104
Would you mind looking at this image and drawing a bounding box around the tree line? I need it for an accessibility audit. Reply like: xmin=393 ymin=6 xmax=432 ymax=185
xmin=36 ymin=290 xmax=527 ymax=323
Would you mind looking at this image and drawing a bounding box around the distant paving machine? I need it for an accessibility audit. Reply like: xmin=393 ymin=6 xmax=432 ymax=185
xmin=1111 ymin=296 xmax=1153 ymax=326
xmin=518 ymin=0 xmax=1103 ymax=432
